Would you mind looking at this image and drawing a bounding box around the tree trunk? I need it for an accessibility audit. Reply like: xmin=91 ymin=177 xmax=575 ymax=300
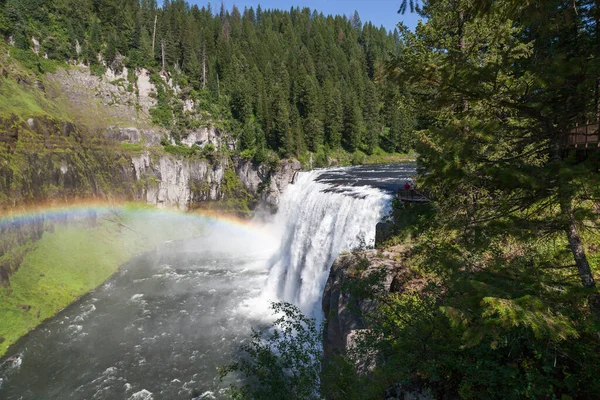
xmin=152 ymin=14 xmax=158 ymax=56
xmin=161 ymin=40 xmax=165 ymax=74
xmin=202 ymin=40 xmax=206 ymax=89
xmin=561 ymin=197 xmax=596 ymax=288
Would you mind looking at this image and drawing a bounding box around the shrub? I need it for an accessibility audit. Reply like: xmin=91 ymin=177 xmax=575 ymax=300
xmin=351 ymin=150 xmax=366 ymax=165
xmin=219 ymin=303 xmax=322 ymax=400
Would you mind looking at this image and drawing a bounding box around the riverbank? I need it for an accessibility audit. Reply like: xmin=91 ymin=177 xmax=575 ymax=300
xmin=0 ymin=205 xmax=204 ymax=359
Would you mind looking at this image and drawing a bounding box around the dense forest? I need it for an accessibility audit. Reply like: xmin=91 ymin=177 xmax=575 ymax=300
xmin=220 ymin=1 xmax=600 ymax=399
xmin=0 ymin=0 xmax=416 ymax=163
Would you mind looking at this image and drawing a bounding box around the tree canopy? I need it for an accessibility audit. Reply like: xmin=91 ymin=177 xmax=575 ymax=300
xmin=0 ymin=0 xmax=417 ymax=160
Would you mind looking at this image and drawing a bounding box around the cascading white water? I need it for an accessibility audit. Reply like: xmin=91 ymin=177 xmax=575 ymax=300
xmin=1 ymin=164 xmax=413 ymax=400
xmin=264 ymin=169 xmax=392 ymax=317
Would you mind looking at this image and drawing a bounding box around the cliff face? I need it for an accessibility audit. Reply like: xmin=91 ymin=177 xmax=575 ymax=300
xmin=130 ymin=151 xmax=300 ymax=210
xmin=0 ymin=115 xmax=300 ymax=210
xmin=0 ymin=54 xmax=301 ymax=211
xmin=322 ymin=247 xmax=434 ymax=399
xmin=322 ymin=249 xmax=400 ymax=358
xmin=0 ymin=56 xmax=302 ymax=288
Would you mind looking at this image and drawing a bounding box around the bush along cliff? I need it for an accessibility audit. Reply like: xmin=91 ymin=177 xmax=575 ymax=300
xmin=220 ymin=1 xmax=600 ymax=399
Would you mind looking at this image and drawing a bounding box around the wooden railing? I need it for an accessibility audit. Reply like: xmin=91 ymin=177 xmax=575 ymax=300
xmin=568 ymin=121 xmax=600 ymax=148
xmin=396 ymin=188 xmax=430 ymax=203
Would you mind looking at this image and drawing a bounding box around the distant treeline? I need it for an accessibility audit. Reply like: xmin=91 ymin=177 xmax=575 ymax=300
xmin=0 ymin=0 xmax=416 ymax=159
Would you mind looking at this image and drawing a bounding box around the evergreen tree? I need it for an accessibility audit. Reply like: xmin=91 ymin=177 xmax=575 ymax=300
xmin=323 ymin=81 xmax=343 ymax=149
xmin=390 ymin=0 xmax=600 ymax=309
xmin=362 ymin=79 xmax=380 ymax=154
xmin=343 ymin=91 xmax=363 ymax=152
xmin=0 ymin=1 xmax=414 ymax=158
xmin=86 ymin=15 xmax=101 ymax=65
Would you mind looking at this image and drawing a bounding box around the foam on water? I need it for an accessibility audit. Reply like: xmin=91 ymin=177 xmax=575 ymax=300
xmin=264 ymin=169 xmax=391 ymax=317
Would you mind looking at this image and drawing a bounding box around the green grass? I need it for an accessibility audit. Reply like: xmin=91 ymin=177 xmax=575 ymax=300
xmin=361 ymin=149 xmax=417 ymax=165
xmin=0 ymin=208 xmax=202 ymax=358
xmin=0 ymin=46 xmax=72 ymax=122
xmin=312 ymin=147 xmax=416 ymax=168
xmin=0 ymin=78 xmax=47 ymax=119
xmin=121 ymin=142 xmax=143 ymax=152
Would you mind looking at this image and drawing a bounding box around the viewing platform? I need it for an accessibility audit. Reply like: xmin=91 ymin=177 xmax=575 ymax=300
xmin=396 ymin=188 xmax=430 ymax=203
xmin=567 ymin=121 xmax=600 ymax=148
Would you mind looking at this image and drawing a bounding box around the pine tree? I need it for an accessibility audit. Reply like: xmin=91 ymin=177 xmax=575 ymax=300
xmin=86 ymin=15 xmax=101 ymax=65
xmin=363 ymin=79 xmax=380 ymax=154
xmin=390 ymin=0 xmax=600 ymax=302
xmin=0 ymin=1 xmax=413 ymax=158
xmin=323 ymin=81 xmax=343 ymax=149
xmin=271 ymin=87 xmax=290 ymax=153
xmin=343 ymin=91 xmax=363 ymax=152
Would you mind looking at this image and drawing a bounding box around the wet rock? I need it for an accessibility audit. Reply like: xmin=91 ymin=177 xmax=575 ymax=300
xmin=323 ymin=247 xmax=434 ymax=395
xmin=322 ymin=250 xmax=398 ymax=358
xmin=322 ymin=245 xmax=427 ymax=357
xmin=261 ymin=159 xmax=302 ymax=210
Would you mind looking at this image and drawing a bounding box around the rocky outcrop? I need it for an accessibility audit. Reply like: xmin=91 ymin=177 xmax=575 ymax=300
xmin=47 ymin=67 xmax=158 ymax=131
xmin=0 ymin=113 xmax=301 ymax=212
xmin=322 ymin=246 xmax=429 ymax=357
xmin=261 ymin=159 xmax=302 ymax=210
xmin=180 ymin=127 xmax=235 ymax=150
xmin=130 ymin=153 xmax=301 ymax=210
xmin=322 ymin=249 xmax=400 ymax=357
xmin=105 ymin=126 xmax=161 ymax=146
xmin=36 ymin=65 xmax=303 ymax=211
xmin=322 ymin=246 xmax=433 ymax=399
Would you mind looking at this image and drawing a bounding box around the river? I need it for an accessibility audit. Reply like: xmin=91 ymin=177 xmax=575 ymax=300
xmin=0 ymin=163 xmax=416 ymax=400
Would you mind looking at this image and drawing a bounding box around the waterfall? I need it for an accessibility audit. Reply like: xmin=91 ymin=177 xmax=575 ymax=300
xmin=265 ymin=169 xmax=392 ymax=317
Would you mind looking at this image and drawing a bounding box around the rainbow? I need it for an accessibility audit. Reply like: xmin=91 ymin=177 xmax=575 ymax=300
xmin=0 ymin=200 xmax=272 ymax=239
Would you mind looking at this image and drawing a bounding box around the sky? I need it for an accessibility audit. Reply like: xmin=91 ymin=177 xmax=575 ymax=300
xmin=189 ymin=0 xmax=423 ymax=32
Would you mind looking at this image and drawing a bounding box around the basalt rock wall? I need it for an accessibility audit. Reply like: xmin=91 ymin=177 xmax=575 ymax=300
xmin=0 ymin=115 xmax=300 ymax=211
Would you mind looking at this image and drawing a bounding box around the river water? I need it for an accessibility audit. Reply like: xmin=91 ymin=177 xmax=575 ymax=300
xmin=0 ymin=163 xmax=415 ymax=400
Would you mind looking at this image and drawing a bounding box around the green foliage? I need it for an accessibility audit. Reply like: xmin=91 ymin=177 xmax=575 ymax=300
xmin=8 ymin=47 xmax=61 ymax=75
xmin=219 ymin=302 xmax=322 ymax=400
xmin=329 ymin=2 xmax=600 ymax=392
xmin=0 ymin=1 xmax=417 ymax=162
xmin=149 ymin=75 xmax=173 ymax=128
xmin=89 ymin=64 xmax=106 ymax=77
xmin=120 ymin=142 xmax=143 ymax=152
xmin=162 ymin=144 xmax=191 ymax=157
xmin=218 ymin=167 xmax=253 ymax=213
xmin=351 ymin=150 xmax=366 ymax=166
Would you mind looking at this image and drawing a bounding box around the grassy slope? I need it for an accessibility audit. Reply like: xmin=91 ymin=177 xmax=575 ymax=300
xmin=0 ymin=208 xmax=201 ymax=358
xmin=0 ymin=48 xmax=71 ymax=122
